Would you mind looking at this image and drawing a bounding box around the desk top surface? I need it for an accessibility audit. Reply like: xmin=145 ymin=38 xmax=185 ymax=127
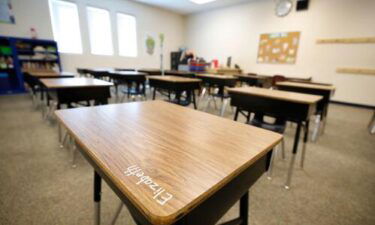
xmin=27 ymin=71 xmax=75 ymax=78
xmin=276 ymin=81 xmax=336 ymax=91
xmin=196 ymin=74 xmax=236 ymax=80
xmin=40 ymin=78 xmax=113 ymax=88
xmin=55 ymin=101 xmax=282 ymax=224
xmin=228 ymin=87 xmax=322 ymax=104
xmin=148 ymin=75 xmax=201 ymax=83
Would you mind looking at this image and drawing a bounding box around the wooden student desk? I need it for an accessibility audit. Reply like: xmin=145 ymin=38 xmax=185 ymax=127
xmin=40 ymin=78 xmax=113 ymax=109
xmin=55 ymin=101 xmax=282 ymax=225
xmin=276 ymin=81 xmax=336 ymax=141
xmin=107 ymin=71 xmax=147 ymax=96
xmin=86 ymin=68 xmax=114 ymax=80
xmin=148 ymin=76 xmax=201 ymax=109
xmin=234 ymin=74 xmax=271 ymax=87
xmin=24 ymin=71 xmax=76 ymax=102
xmin=227 ymin=87 xmax=322 ymax=189
xmin=164 ymin=70 xmax=196 ymax=78
xmin=138 ymin=68 xmax=162 ymax=76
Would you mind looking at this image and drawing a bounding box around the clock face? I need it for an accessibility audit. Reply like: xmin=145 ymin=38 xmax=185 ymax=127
xmin=276 ymin=0 xmax=293 ymax=17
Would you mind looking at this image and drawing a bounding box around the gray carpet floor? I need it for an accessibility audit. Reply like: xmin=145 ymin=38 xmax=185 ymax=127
xmin=0 ymin=93 xmax=374 ymax=225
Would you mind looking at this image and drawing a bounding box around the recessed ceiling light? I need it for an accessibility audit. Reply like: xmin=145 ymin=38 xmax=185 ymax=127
xmin=190 ymin=0 xmax=217 ymax=5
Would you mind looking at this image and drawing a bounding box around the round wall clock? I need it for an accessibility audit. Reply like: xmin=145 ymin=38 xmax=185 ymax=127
xmin=275 ymin=0 xmax=293 ymax=17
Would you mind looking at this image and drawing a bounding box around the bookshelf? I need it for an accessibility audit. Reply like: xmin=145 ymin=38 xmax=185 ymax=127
xmin=0 ymin=36 xmax=62 ymax=94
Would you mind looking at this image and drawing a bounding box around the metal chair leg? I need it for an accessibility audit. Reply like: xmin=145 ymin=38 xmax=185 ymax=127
xmin=220 ymin=98 xmax=229 ymax=117
xmin=198 ymin=87 xmax=207 ymax=109
xmin=370 ymin=112 xmax=375 ymax=134
xmin=311 ymin=115 xmax=321 ymax=142
xmin=60 ymin=131 xmax=68 ymax=148
xmin=111 ymin=201 xmax=124 ymax=225
xmin=284 ymin=153 xmax=296 ymax=189
xmin=71 ymin=140 xmax=78 ymax=168
xmin=205 ymin=95 xmax=213 ymax=112
xmin=300 ymin=142 xmax=307 ymax=168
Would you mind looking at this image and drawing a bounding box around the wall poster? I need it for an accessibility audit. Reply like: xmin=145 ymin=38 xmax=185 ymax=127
xmin=0 ymin=0 xmax=15 ymax=24
xmin=257 ymin=31 xmax=300 ymax=64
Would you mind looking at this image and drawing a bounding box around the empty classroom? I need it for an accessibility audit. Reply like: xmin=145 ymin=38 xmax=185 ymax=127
xmin=0 ymin=0 xmax=374 ymax=225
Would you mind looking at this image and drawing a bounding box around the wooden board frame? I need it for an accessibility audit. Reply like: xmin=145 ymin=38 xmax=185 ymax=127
xmin=257 ymin=32 xmax=300 ymax=64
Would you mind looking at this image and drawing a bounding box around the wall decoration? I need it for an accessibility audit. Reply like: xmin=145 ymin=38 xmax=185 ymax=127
xmin=257 ymin=31 xmax=300 ymax=64
xmin=159 ymin=33 xmax=165 ymax=75
xmin=0 ymin=0 xmax=15 ymax=24
xmin=336 ymin=68 xmax=375 ymax=76
xmin=145 ymin=35 xmax=155 ymax=55
xmin=317 ymin=37 xmax=375 ymax=44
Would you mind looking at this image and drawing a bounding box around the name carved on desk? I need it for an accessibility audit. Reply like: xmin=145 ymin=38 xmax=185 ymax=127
xmin=124 ymin=165 xmax=174 ymax=206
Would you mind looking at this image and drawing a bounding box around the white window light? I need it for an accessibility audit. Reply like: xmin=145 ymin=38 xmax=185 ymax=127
xmin=49 ymin=0 xmax=83 ymax=54
xmin=190 ymin=0 xmax=217 ymax=4
xmin=117 ymin=13 xmax=138 ymax=57
xmin=87 ymin=6 xmax=114 ymax=56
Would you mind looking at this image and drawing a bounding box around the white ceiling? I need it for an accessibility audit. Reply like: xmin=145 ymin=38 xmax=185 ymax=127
xmin=131 ymin=0 xmax=255 ymax=15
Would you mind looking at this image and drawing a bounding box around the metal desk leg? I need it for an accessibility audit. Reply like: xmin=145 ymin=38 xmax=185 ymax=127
xmin=285 ymin=122 xmax=302 ymax=189
xmin=267 ymin=148 xmax=276 ymax=180
xmin=152 ymin=88 xmax=156 ymax=100
xmin=240 ymin=191 xmax=249 ymax=225
xmin=234 ymin=108 xmax=240 ymax=121
xmin=94 ymin=171 xmax=102 ymax=225
xmin=300 ymin=121 xmax=310 ymax=168
xmin=192 ymin=90 xmax=197 ymax=110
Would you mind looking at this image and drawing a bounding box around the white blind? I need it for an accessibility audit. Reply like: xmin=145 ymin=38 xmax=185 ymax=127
xmin=117 ymin=13 xmax=138 ymax=57
xmin=49 ymin=0 xmax=83 ymax=54
xmin=87 ymin=7 xmax=114 ymax=56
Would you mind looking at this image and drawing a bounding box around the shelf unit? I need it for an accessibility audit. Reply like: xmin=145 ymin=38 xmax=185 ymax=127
xmin=0 ymin=36 xmax=62 ymax=95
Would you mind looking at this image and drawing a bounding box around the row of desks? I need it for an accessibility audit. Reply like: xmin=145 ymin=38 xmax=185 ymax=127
xmin=25 ymin=69 xmax=337 ymax=225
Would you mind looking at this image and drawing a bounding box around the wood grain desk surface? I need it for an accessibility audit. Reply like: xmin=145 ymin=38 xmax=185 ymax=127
xmin=196 ymin=74 xmax=236 ymax=79
xmin=55 ymin=101 xmax=282 ymax=224
xmin=27 ymin=71 xmax=76 ymax=78
xmin=276 ymin=81 xmax=336 ymax=91
xmin=40 ymin=78 xmax=113 ymax=89
xmin=148 ymin=75 xmax=201 ymax=83
xmin=227 ymin=87 xmax=322 ymax=104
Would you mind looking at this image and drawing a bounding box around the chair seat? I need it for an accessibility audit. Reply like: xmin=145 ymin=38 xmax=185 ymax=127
xmin=249 ymin=118 xmax=286 ymax=134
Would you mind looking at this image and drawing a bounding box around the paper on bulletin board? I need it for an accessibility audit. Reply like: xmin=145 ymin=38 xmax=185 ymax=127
xmin=257 ymin=32 xmax=300 ymax=64
xmin=0 ymin=0 xmax=15 ymax=24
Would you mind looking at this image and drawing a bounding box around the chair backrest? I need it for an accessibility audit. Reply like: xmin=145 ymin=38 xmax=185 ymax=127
xmin=272 ymin=75 xmax=287 ymax=86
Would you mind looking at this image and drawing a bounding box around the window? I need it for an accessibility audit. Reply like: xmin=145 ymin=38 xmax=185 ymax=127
xmin=117 ymin=13 xmax=137 ymax=57
xmin=49 ymin=0 xmax=83 ymax=54
xmin=87 ymin=7 xmax=113 ymax=55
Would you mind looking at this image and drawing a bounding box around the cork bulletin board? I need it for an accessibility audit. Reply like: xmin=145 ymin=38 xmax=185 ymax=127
xmin=257 ymin=31 xmax=300 ymax=64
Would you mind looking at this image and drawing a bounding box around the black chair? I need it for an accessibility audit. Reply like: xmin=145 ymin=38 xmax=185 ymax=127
xmin=249 ymin=112 xmax=286 ymax=179
xmin=120 ymin=78 xmax=147 ymax=102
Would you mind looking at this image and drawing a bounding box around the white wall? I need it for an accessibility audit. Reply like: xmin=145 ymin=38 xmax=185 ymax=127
xmin=186 ymin=0 xmax=375 ymax=106
xmin=0 ymin=0 xmax=185 ymax=72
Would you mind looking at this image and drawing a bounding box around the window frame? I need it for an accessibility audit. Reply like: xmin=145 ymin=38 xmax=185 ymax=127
xmin=48 ymin=0 xmax=83 ymax=54
xmin=86 ymin=5 xmax=114 ymax=56
xmin=116 ymin=11 xmax=138 ymax=58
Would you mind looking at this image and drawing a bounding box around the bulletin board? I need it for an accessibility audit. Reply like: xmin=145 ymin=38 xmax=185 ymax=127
xmin=257 ymin=32 xmax=300 ymax=64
